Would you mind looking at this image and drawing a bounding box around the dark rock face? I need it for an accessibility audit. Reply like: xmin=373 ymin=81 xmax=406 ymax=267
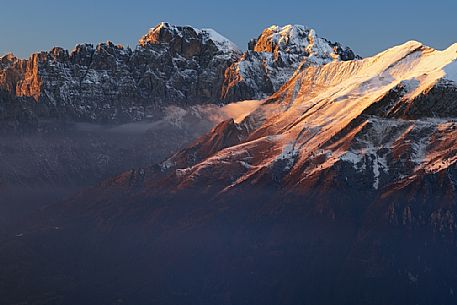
xmin=221 ymin=25 xmax=360 ymax=102
xmin=165 ymin=118 xmax=250 ymax=169
xmin=364 ymin=80 xmax=457 ymax=119
xmin=0 ymin=22 xmax=242 ymax=123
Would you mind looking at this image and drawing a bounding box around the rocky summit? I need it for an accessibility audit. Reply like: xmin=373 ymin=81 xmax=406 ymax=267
xmin=222 ymin=24 xmax=359 ymax=102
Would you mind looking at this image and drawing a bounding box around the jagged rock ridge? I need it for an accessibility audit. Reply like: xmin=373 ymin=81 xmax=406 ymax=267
xmin=0 ymin=22 xmax=242 ymax=122
xmin=0 ymin=23 xmax=358 ymax=123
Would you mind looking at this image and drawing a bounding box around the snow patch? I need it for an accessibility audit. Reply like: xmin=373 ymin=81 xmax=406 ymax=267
xmin=444 ymin=59 xmax=457 ymax=83
xmin=201 ymin=28 xmax=241 ymax=53
xmin=276 ymin=144 xmax=299 ymax=171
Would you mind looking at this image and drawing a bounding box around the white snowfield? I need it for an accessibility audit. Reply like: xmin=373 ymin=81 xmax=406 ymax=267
xmin=169 ymin=40 xmax=457 ymax=192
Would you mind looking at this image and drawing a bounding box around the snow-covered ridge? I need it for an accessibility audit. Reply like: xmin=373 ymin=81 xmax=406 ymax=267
xmin=261 ymin=40 xmax=457 ymax=153
xmin=167 ymin=40 xmax=457 ymax=194
xmin=274 ymin=40 xmax=457 ymax=111
xmin=252 ymin=24 xmax=358 ymax=62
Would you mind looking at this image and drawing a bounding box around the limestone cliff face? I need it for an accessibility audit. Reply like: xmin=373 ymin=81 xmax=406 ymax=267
xmin=0 ymin=53 xmax=42 ymax=101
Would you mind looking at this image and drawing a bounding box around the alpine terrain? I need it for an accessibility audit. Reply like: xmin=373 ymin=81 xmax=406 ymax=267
xmin=1 ymin=21 xmax=456 ymax=305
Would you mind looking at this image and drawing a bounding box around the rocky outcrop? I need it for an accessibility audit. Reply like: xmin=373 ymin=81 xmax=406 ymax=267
xmin=221 ymin=25 xmax=359 ymax=102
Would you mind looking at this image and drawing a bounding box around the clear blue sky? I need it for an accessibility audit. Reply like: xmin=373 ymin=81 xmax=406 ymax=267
xmin=1 ymin=0 xmax=456 ymax=58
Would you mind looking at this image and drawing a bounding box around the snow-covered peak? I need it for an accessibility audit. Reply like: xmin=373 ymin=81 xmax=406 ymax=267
xmin=252 ymin=24 xmax=310 ymax=53
xmin=138 ymin=22 xmax=241 ymax=54
xmin=271 ymin=40 xmax=457 ymax=115
xmin=250 ymin=24 xmax=357 ymax=62
xmin=221 ymin=24 xmax=359 ymax=102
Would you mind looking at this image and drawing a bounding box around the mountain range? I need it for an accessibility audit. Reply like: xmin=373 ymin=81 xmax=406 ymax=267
xmin=1 ymin=22 xmax=457 ymax=305
xmin=0 ymin=22 xmax=357 ymax=125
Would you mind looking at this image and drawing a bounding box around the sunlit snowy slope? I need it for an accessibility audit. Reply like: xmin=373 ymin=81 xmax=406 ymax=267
xmin=153 ymin=41 xmax=457 ymax=199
